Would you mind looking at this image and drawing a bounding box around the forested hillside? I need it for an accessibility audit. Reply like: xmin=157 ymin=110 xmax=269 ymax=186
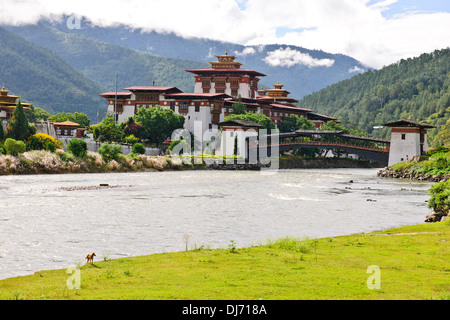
xmin=298 ymin=48 xmax=450 ymax=141
xmin=0 ymin=27 xmax=107 ymax=120
xmin=4 ymin=22 xmax=207 ymax=93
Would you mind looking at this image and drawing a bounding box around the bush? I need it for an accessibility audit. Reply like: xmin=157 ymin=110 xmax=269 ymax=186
xmin=4 ymin=138 xmax=26 ymax=156
xmin=132 ymin=142 xmax=146 ymax=155
xmin=98 ymin=143 xmax=123 ymax=162
xmin=125 ymin=134 xmax=139 ymax=145
xmin=67 ymin=138 xmax=88 ymax=158
xmin=428 ymin=179 xmax=450 ymax=214
xmin=168 ymin=139 xmax=190 ymax=155
xmin=26 ymin=133 xmax=62 ymax=152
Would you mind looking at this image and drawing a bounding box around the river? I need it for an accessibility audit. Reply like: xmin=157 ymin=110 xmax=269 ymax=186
xmin=0 ymin=168 xmax=432 ymax=280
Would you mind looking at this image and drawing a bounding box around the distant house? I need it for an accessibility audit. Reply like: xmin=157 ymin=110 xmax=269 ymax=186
xmin=53 ymin=120 xmax=86 ymax=138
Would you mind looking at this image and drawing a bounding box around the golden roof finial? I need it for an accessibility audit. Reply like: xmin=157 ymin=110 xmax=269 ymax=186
xmin=225 ymin=50 xmax=228 ymax=55
xmin=2 ymin=84 xmax=4 ymax=91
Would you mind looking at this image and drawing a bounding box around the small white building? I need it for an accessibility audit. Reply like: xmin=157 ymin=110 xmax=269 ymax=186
xmin=384 ymin=120 xmax=434 ymax=166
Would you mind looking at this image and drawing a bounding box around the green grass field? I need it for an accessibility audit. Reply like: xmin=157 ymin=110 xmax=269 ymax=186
xmin=1 ymin=220 xmax=449 ymax=300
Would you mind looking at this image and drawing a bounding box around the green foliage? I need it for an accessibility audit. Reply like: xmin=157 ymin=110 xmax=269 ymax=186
xmin=25 ymin=105 xmax=51 ymax=122
xmin=67 ymin=138 xmax=88 ymax=158
xmin=5 ymin=101 xmax=32 ymax=141
xmin=26 ymin=133 xmax=62 ymax=152
xmin=134 ymin=106 xmax=185 ymax=146
xmin=224 ymin=112 xmax=276 ymax=130
xmin=428 ymin=179 xmax=450 ymax=214
xmin=124 ymin=134 xmax=139 ymax=145
xmin=98 ymin=143 xmax=123 ymax=162
xmin=231 ymin=95 xmax=246 ymax=115
xmin=131 ymin=143 xmax=146 ymax=155
xmin=278 ymin=114 xmax=315 ymax=133
xmin=298 ymin=48 xmax=450 ymax=141
xmin=0 ymin=120 xmax=4 ymax=142
xmin=431 ymin=118 xmax=450 ymax=148
xmin=50 ymin=112 xmax=91 ymax=128
xmin=168 ymin=139 xmax=190 ymax=155
xmin=4 ymin=138 xmax=26 ymax=156
xmin=320 ymin=121 xmax=369 ymax=136
xmin=91 ymin=115 xmax=124 ymax=143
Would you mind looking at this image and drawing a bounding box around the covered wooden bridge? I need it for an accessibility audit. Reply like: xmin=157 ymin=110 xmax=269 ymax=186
xmin=252 ymin=130 xmax=391 ymax=164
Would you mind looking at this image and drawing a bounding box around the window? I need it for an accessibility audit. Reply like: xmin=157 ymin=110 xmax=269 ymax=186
xmin=215 ymin=80 xmax=226 ymax=88
xmin=401 ymin=134 xmax=406 ymax=140
xmin=202 ymin=79 xmax=211 ymax=88
xmin=231 ymin=89 xmax=238 ymax=97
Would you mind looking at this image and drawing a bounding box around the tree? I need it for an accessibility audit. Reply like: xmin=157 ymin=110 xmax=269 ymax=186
xmin=50 ymin=112 xmax=90 ymax=128
xmin=431 ymin=118 xmax=450 ymax=148
xmin=231 ymin=95 xmax=246 ymax=114
xmin=67 ymin=138 xmax=89 ymax=158
xmin=224 ymin=112 xmax=276 ymax=130
xmin=134 ymin=106 xmax=185 ymax=147
xmin=278 ymin=114 xmax=315 ymax=133
xmin=91 ymin=115 xmax=124 ymax=143
xmin=0 ymin=119 xmax=4 ymax=142
xmin=5 ymin=101 xmax=33 ymax=141
xmin=25 ymin=105 xmax=51 ymax=122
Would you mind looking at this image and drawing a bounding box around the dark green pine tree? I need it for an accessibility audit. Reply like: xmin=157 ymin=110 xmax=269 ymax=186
xmin=6 ymin=101 xmax=31 ymax=141
xmin=0 ymin=118 xmax=4 ymax=142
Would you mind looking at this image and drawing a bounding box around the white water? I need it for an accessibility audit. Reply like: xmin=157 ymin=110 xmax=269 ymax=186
xmin=0 ymin=168 xmax=432 ymax=279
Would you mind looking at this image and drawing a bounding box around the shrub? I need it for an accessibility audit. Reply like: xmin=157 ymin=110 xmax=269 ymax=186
xmin=428 ymin=179 xmax=450 ymax=214
xmin=67 ymin=138 xmax=88 ymax=158
xmin=168 ymin=139 xmax=190 ymax=155
xmin=125 ymin=134 xmax=140 ymax=145
xmin=132 ymin=142 xmax=146 ymax=155
xmin=4 ymin=138 xmax=26 ymax=156
xmin=26 ymin=133 xmax=62 ymax=152
xmin=98 ymin=143 xmax=123 ymax=162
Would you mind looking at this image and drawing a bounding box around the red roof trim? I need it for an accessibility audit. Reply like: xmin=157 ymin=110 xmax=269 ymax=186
xmin=185 ymin=68 xmax=266 ymax=77
xmin=270 ymin=103 xmax=313 ymax=112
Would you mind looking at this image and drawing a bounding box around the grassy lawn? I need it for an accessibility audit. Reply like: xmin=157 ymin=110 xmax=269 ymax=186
xmin=1 ymin=220 xmax=449 ymax=300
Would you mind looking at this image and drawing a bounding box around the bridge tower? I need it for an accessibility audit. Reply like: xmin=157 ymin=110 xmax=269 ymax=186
xmin=384 ymin=120 xmax=434 ymax=166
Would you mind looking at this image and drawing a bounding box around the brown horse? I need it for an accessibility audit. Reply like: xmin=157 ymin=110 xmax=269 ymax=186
xmin=85 ymin=252 xmax=96 ymax=264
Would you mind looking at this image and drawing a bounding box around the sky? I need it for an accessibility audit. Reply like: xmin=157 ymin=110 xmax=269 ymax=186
xmin=0 ymin=0 xmax=449 ymax=69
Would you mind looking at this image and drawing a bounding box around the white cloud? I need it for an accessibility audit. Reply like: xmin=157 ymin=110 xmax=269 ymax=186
xmin=0 ymin=0 xmax=449 ymax=69
xmin=348 ymin=66 xmax=365 ymax=73
xmin=234 ymin=47 xmax=257 ymax=56
xmin=263 ymin=47 xmax=335 ymax=68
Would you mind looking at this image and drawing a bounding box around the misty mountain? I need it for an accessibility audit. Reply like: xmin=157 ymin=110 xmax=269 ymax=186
xmin=4 ymin=17 xmax=369 ymax=100
xmin=0 ymin=26 xmax=107 ymax=120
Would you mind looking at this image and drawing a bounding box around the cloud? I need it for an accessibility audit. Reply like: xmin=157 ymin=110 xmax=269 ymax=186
xmin=234 ymin=47 xmax=256 ymax=56
xmin=263 ymin=47 xmax=335 ymax=68
xmin=0 ymin=0 xmax=449 ymax=69
xmin=348 ymin=66 xmax=365 ymax=73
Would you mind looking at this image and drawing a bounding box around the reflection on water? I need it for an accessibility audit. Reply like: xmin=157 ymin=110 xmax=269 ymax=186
xmin=0 ymin=168 xmax=432 ymax=279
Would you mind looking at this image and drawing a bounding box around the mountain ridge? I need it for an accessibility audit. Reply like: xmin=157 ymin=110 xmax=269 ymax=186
xmin=4 ymin=17 xmax=369 ymax=100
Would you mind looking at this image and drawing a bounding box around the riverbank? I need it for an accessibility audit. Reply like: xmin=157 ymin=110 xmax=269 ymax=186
xmin=0 ymin=150 xmax=386 ymax=175
xmin=377 ymin=166 xmax=450 ymax=182
xmin=0 ymin=220 xmax=448 ymax=300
